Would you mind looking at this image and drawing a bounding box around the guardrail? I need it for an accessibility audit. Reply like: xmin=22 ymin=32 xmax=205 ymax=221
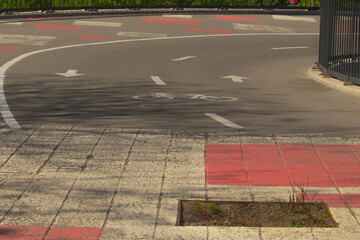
xmin=1 ymin=0 xmax=320 ymax=12
xmin=318 ymin=0 xmax=360 ymax=84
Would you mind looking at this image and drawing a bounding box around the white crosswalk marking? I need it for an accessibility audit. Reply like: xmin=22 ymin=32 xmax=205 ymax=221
xmin=272 ymin=15 xmax=317 ymax=23
xmin=162 ymin=14 xmax=192 ymax=19
xmin=233 ymin=23 xmax=295 ymax=33
xmin=0 ymin=34 xmax=56 ymax=45
xmin=73 ymin=20 xmax=122 ymax=27
xmin=117 ymin=32 xmax=167 ymax=38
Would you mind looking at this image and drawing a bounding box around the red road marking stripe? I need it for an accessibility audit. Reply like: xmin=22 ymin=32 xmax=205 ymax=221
xmin=296 ymin=193 xmax=346 ymax=207
xmin=34 ymin=24 xmax=81 ymax=31
xmin=316 ymin=145 xmax=360 ymax=187
xmin=187 ymin=28 xmax=233 ymax=34
xmin=216 ymin=15 xmax=260 ymax=22
xmin=279 ymin=145 xmax=335 ymax=187
xmin=27 ymin=18 xmax=59 ymax=22
xmin=77 ymin=35 xmax=110 ymax=40
xmin=0 ymin=47 xmax=20 ymax=52
xmin=206 ymin=144 xmax=248 ymax=185
xmin=244 ymin=144 xmax=291 ymax=186
xmin=0 ymin=225 xmax=103 ymax=239
xmin=141 ymin=17 xmax=201 ymax=25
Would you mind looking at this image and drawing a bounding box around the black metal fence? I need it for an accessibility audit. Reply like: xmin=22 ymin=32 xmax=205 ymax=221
xmin=1 ymin=0 xmax=320 ymax=12
xmin=318 ymin=0 xmax=360 ymax=84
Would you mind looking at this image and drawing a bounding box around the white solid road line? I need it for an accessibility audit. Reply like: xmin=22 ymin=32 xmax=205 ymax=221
xmin=0 ymin=34 xmax=56 ymax=45
xmin=272 ymin=15 xmax=317 ymax=23
xmin=0 ymin=32 xmax=319 ymax=129
xmin=117 ymin=32 xmax=167 ymax=38
xmin=74 ymin=20 xmax=122 ymax=27
xmin=0 ymin=21 xmax=24 ymax=25
xmin=162 ymin=14 xmax=192 ymax=19
xmin=205 ymin=113 xmax=243 ymax=129
xmin=151 ymin=76 xmax=166 ymax=85
xmin=233 ymin=23 xmax=295 ymax=33
xmin=172 ymin=56 xmax=196 ymax=62
xmin=272 ymin=46 xmax=310 ymax=50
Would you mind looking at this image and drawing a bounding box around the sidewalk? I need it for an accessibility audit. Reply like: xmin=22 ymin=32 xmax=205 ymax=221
xmin=0 ymin=124 xmax=359 ymax=239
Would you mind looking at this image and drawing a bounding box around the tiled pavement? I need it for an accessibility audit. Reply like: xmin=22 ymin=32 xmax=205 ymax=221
xmin=0 ymin=124 xmax=359 ymax=239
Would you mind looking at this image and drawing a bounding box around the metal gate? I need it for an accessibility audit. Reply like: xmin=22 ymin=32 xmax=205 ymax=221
xmin=318 ymin=0 xmax=360 ymax=84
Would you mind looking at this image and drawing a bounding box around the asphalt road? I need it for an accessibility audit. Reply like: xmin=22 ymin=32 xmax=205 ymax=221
xmin=1 ymin=13 xmax=360 ymax=134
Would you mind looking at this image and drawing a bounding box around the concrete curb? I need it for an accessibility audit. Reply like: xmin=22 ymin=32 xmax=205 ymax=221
xmin=308 ymin=68 xmax=360 ymax=99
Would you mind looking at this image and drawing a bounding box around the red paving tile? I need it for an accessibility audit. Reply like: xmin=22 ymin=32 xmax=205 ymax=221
xmin=0 ymin=225 xmax=103 ymax=240
xmin=206 ymin=144 xmax=360 ymax=188
xmin=279 ymin=145 xmax=335 ymax=187
xmin=186 ymin=28 xmax=233 ymax=34
xmin=296 ymin=193 xmax=346 ymax=207
xmin=0 ymin=47 xmax=20 ymax=52
xmin=141 ymin=17 xmax=201 ymax=25
xmin=343 ymin=194 xmax=360 ymax=208
xmin=0 ymin=225 xmax=48 ymax=240
xmin=45 ymin=227 xmax=103 ymax=240
xmin=216 ymin=15 xmax=260 ymax=22
xmin=244 ymin=144 xmax=291 ymax=186
xmin=34 ymin=24 xmax=81 ymax=31
xmin=316 ymin=145 xmax=360 ymax=187
xmin=206 ymin=144 xmax=248 ymax=185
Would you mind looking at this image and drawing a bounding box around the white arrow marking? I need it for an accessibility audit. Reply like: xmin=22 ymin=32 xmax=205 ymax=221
xmin=55 ymin=70 xmax=83 ymax=77
xmin=151 ymin=76 xmax=166 ymax=85
xmin=221 ymin=75 xmax=250 ymax=83
xmin=205 ymin=113 xmax=243 ymax=129
xmin=172 ymin=56 xmax=196 ymax=62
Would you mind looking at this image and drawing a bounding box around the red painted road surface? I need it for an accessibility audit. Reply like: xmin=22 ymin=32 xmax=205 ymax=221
xmin=141 ymin=17 xmax=201 ymax=26
xmin=186 ymin=28 xmax=233 ymax=34
xmin=34 ymin=24 xmax=81 ymax=31
xmin=216 ymin=16 xmax=261 ymax=22
xmin=0 ymin=225 xmax=103 ymax=240
xmin=206 ymin=144 xmax=360 ymax=187
xmin=0 ymin=47 xmax=20 ymax=52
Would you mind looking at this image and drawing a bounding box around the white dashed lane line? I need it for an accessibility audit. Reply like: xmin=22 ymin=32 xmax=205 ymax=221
xmin=73 ymin=20 xmax=122 ymax=27
xmin=151 ymin=76 xmax=166 ymax=85
xmin=172 ymin=56 xmax=196 ymax=62
xmin=117 ymin=32 xmax=167 ymax=38
xmin=272 ymin=15 xmax=317 ymax=23
xmin=205 ymin=113 xmax=244 ymax=129
xmin=0 ymin=34 xmax=56 ymax=45
xmin=162 ymin=14 xmax=193 ymax=19
xmin=271 ymin=46 xmax=310 ymax=50
xmin=233 ymin=23 xmax=295 ymax=33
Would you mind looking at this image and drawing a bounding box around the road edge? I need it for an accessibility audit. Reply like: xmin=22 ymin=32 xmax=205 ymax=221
xmin=308 ymin=68 xmax=360 ymax=99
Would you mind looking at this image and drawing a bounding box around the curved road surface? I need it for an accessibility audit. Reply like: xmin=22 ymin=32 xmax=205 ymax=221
xmin=1 ymin=13 xmax=360 ymax=134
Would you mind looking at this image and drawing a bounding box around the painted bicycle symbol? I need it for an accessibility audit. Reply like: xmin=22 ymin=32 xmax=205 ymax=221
xmin=133 ymin=93 xmax=237 ymax=102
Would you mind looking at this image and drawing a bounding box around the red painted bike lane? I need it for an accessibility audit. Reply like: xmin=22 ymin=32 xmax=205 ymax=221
xmin=206 ymin=144 xmax=360 ymax=208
